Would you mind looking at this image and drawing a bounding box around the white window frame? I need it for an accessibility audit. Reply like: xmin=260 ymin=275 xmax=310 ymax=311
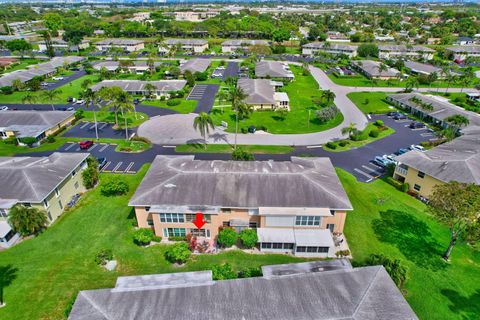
xmin=159 ymin=213 xmax=185 ymax=223
xmin=295 ymin=216 xmax=320 ymax=226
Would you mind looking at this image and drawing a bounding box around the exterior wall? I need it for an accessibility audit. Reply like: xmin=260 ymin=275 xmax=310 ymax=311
xmin=251 ymin=103 xmax=276 ymax=111
xmin=44 ymin=114 xmax=75 ymax=136
xmin=30 ymin=161 xmax=87 ymax=222
xmin=302 ymin=47 xmax=357 ymax=57
xmin=321 ymin=211 xmax=346 ymax=233
xmin=394 ymin=165 xmax=444 ymax=198
xmin=379 ymin=51 xmax=433 ymax=60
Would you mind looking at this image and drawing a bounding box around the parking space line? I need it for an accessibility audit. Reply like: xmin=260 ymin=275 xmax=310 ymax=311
xmin=101 ymin=161 xmax=111 ymax=172
xmin=75 ymin=147 xmax=81 ymax=151
xmin=306 ymin=145 xmax=322 ymax=149
xmin=99 ymin=123 xmax=108 ymax=130
xmin=362 ymin=165 xmax=382 ymax=176
xmin=98 ymin=144 xmax=109 ymax=152
xmin=88 ymin=144 xmax=98 ymax=151
xmin=124 ymin=162 xmax=134 ymax=173
xmin=89 ymin=124 xmax=97 ymax=130
xmin=112 ymin=162 xmax=123 ymax=172
xmin=64 ymin=143 xmax=75 ymax=151
xmin=80 ymin=122 xmax=89 ymax=129
xmin=354 ymin=168 xmax=374 ymax=182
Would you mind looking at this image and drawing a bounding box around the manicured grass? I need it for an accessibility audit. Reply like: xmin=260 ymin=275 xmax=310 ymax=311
xmin=0 ymin=58 xmax=41 ymax=74
xmin=339 ymin=170 xmax=480 ymax=320
xmin=141 ymin=99 xmax=197 ymax=114
xmin=175 ymin=144 xmax=294 ymax=154
xmin=0 ymin=167 xmax=312 ymax=320
xmin=210 ymin=65 xmax=344 ymax=134
xmin=347 ymin=92 xmax=394 ymax=114
xmin=324 ymin=123 xmax=395 ymax=152
xmin=0 ymin=75 xmax=99 ymax=104
xmin=82 ymin=110 xmax=149 ymax=128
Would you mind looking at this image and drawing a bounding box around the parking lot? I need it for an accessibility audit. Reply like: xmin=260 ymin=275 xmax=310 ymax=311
xmin=63 ymin=121 xmax=131 ymax=139
xmin=187 ymin=84 xmax=220 ymax=113
xmin=59 ymin=142 xmax=142 ymax=174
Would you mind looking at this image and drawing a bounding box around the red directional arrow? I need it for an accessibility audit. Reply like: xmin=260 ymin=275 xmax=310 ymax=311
xmin=193 ymin=212 xmax=206 ymax=229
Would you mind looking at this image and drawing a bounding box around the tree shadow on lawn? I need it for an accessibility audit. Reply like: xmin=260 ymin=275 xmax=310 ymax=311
xmin=441 ymin=289 xmax=480 ymax=320
xmin=372 ymin=210 xmax=446 ymax=271
xmin=0 ymin=264 xmax=18 ymax=305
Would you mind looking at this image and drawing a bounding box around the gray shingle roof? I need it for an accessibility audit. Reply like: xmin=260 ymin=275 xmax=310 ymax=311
xmin=237 ymin=78 xmax=276 ymax=105
xmin=128 ymin=156 xmax=352 ymax=210
xmin=378 ymin=45 xmax=434 ymax=53
xmin=303 ymin=42 xmax=358 ymax=51
xmin=222 ymin=39 xmax=270 ymax=46
xmin=0 ymin=110 xmax=74 ymax=138
xmin=404 ymin=61 xmax=442 ymax=75
xmin=447 ymin=46 xmax=480 ymax=53
xmin=95 ymin=38 xmax=144 ymax=46
xmin=352 ymin=60 xmax=399 ymax=78
xmin=179 ymin=58 xmax=211 ymax=73
xmin=396 ymin=126 xmax=480 ymax=184
xmin=90 ymin=80 xmax=186 ymax=93
xmin=165 ymin=38 xmax=208 ymax=46
xmin=0 ymin=153 xmax=88 ymax=203
xmin=255 ymin=61 xmax=294 ymax=79
xmin=68 ymin=265 xmax=418 ymax=320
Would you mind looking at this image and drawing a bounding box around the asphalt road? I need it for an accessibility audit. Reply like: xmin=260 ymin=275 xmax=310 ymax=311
xmin=223 ymin=62 xmax=240 ymax=80
xmin=187 ymin=84 xmax=220 ymax=113
xmin=47 ymin=70 xmax=87 ymax=90
xmin=63 ymin=121 xmax=132 ymax=139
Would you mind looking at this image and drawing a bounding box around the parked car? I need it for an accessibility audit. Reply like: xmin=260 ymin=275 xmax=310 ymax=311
xmin=57 ymin=107 xmax=67 ymax=111
xmin=52 ymin=76 xmax=64 ymax=81
xmin=67 ymin=97 xmax=76 ymax=103
xmin=393 ymin=113 xmax=407 ymax=120
xmin=397 ymin=148 xmax=409 ymax=155
xmin=248 ymin=125 xmax=256 ymax=133
xmin=0 ymin=106 xmax=8 ymax=111
xmin=76 ymin=99 xmax=85 ymax=105
xmin=373 ymin=156 xmax=390 ymax=167
xmin=96 ymin=157 xmax=107 ymax=169
xmin=66 ymin=107 xmax=75 ymax=111
xmin=409 ymin=122 xmax=425 ymax=129
xmin=79 ymin=140 xmax=93 ymax=150
xmin=410 ymin=144 xmax=425 ymax=152
xmin=387 ymin=111 xmax=398 ymax=117
xmin=383 ymin=154 xmax=398 ymax=165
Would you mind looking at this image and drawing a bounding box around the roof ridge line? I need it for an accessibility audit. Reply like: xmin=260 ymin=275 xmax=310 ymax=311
xmin=351 ymin=266 xmax=382 ymax=319
xmin=302 ymin=169 xmax=351 ymax=209
xmin=21 ymin=168 xmax=41 ymax=200
xmin=80 ymin=291 xmax=112 ymax=320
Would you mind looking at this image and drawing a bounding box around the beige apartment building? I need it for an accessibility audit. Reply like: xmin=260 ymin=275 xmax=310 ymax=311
xmin=129 ymin=156 xmax=352 ymax=257
xmin=0 ymin=153 xmax=88 ymax=248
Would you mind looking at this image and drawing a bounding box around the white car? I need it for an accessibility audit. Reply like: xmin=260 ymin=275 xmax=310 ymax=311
xmin=410 ymin=144 xmax=425 ymax=152
xmin=75 ymin=99 xmax=85 ymax=105
xmin=52 ymin=76 xmax=64 ymax=81
xmin=0 ymin=106 xmax=8 ymax=111
xmin=383 ymin=154 xmax=398 ymax=165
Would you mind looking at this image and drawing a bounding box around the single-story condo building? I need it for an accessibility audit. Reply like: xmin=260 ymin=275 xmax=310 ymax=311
xmin=94 ymin=39 xmax=145 ymax=52
xmin=92 ymin=60 xmax=161 ymax=73
xmin=129 ymin=156 xmax=352 ymax=258
xmin=378 ymin=45 xmax=435 ymax=60
xmin=0 ymin=152 xmax=88 ymax=248
xmin=90 ymin=80 xmax=187 ymax=97
xmin=394 ymin=126 xmax=480 ymax=198
xmin=221 ymin=39 xmax=270 ymax=53
xmin=37 ymin=38 xmax=90 ymax=52
xmin=404 ymin=60 xmax=445 ymax=78
xmin=179 ymin=58 xmax=211 ymax=73
xmin=351 ymin=60 xmax=400 ymax=80
xmin=446 ymin=46 xmax=480 ymax=62
xmin=255 ymin=60 xmax=294 ymax=80
xmin=0 ymin=56 xmax=85 ymax=87
xmin=0 ymin=110 xmax=75 ymax=142
xmin=387 ymin=93 xmax=480 ymax=130
xmin=302 ymin=42 xmax=358 ymax=57
xmin=238 ymin=78 xmax=290 ymax=111
xmin=159 ymin=39 xmax=209 ymax=54
xmin=68 ymin=261 xmax=417 ymax=320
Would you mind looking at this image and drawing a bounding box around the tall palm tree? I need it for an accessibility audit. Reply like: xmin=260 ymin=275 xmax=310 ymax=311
xmin=81 ymin=78 xmax=93 ymax=90
xmin=98 ymin=86 xmax=122 ymax=126
xmin=341 ymin=122 xmax=357 ymax=139
xmin=445 ymin=114 xmax=469 ymax=128
xmin=321 ymin=90 xmax=336 ymax=105
xmin=445 ymin=73 xmax=457 ymax=93
xmin=80 ymin=88 xmax=100 ymax=140
xmin=21 ymin=92 xmax=38 ymax=105
xmin=41 ymin=89 xmax=62 ymax=111
xmin=114 ymin=89 xmax=135 ymax=140
xmin=228 ymin=85 xmax=247 ymax=149
xmin=193 ymin=112 xmax=215 ymax=148
xmin=377 ymin=63 xmax=388 ymax=75
xmin=146 ymin=55 xmax=156 ymax=75
xmin=405 ymin=76 xmax=419 ymax=92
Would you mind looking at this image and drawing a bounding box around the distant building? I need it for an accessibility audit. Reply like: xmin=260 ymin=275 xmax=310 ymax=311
xmin=255 ymin=61 xmax=294 ymax=80
xmin=91 ymin=80 xmax=187 ymax=98
xmin=94 ymin=39 xmax=145 ymax=52
xmin=302 ymin=42 xmax=358 ymax=57
xmin=159 ymin=39 xmax=209 ymax=54
xmin=446 ymin=46 xmax=480 ymax=62
xmin=351 ymin=60 xmax=400 ymax=80
xmin=179 ymin=58 xmax=211 ymax=73
xmin=92 ymin=61 xmax=161 ymax=74
xmin=326 ymin=31 xmax=350 ymax=42
xmin=378 ymin=45 xmax=435 ymax=60
xmin=0 ymin=58 xmax=17 ymax=69
xmin=37 ymin=38 xmax=90 ymax=52
xmin=238 ymin=78 xmax=289 ymax=110
xmin=221 ymin=40 xmax=270 ymax=53
xmin=168 ymin=11 xmax=218 ymax=22
xmin=455 ymin=37 xmax=474 ymax=46
xmin=0 ymin=153 xmax=89 ymax=248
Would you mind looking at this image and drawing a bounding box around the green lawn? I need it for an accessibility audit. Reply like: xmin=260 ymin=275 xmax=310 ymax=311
xmin=0 ymin=167 xmax=312 ymax=320
xmin=82 ymin=110 xmax=149 ymax=128
xmin=324 ymin=123 xmax=395 ymax=152
xmin=0 ymin=58 xmax=41 ymax=74
xmin=339 ymin=170 xmax=480 ymax=320
xmin=347 ymin=92 xmax=394 ymax=114
xmin=0 ymin=75 xmax=99 ymax=104
xmin=210 ymin=65 xmax=344 ymax=134
xmin=175 ymin=144 xmax=294 ymax=154
xmin=141 ymin=99 xmax=197 ymax=114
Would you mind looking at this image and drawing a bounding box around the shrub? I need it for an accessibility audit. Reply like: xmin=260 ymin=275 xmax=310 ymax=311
xmin=152 ymin=235 xmax=162 ymax=242
xmin=131 ymin=135 xmax=151 ymax=144
xmin=3 ymin=137 xmax=18 ymax=145
xmin=82 ymin=167 xmax=98 ymax=189
xmin=211 ymin=263 xmax=237 ymax=280
xmin=366 ymin=254 xmax=408 ymax=288
xmin=241 ymin=127 xmax=247 ymax=134
xmin=166 ymin=99 xmax=181 ymax=106
xmin=169 ymin=236 xmax=187 ymax=242
xmin=217 ymin=228 xmax=238 ymax=248
xmin=194 ymin=71 xmax=208 ymax=81
xmin=351 ymin=130 xmax=367 ymax=141
xmin=164 ymin=242 xmax=191 ymax=264
xmin=374 ymin=120 xmax=384 ymax=127
xmin=100 ymin=179 xmax=129 ymax=196
xmin=369 ymin=128 xmax=380 ymax=138
xmin=338 ymin=140 xmax=349 ymax=147
xmin=335 ymin=249 xmax=350 ymax=258
xmin=326 ymin=141 xmax=337 ymax=149
xmin=45 ymin=136 xmax=56 ymax=143
xmin=237 ymin=267 xmax=262 ymax=278
xmin=316 ymin=105 xmax=339 ymax=123
xmin=239 ymin=229 xmax=258 ymax=248
xmin=232 ymin=147 xmax=254 ymax=161
xmin=95 ymin=249 xmax=113 ymax=265
xmin=19 ymin=136 xmax=37 ymax=146
xmin=385 ymin=177 xmax=403 ymax=190
xmin=8 ymin=205 xmax=48 ymax=236
xmin=401 ymin=182 xmax=410 ymax=193
xmin=133 ymin=228 xmax=154 ymax=246
xmin=74 ymin=108 xmax=84 ymax=120
xmin=0 ymin=86 xmax=13 ymax=94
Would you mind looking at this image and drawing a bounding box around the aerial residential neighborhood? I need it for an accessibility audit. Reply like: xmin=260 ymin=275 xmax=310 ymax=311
xmin=0 ymin=1 xmax=479 ymax=320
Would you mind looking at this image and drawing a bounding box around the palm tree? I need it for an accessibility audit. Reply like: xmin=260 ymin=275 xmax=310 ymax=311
xmin=228 ymin=85 xmax=247 ymax=149
xmin=405 ymin=76 xmax=419 ymax=92
xmin=216 ymin=90 xmax=229 ymax=113
xmin=119 ymin=59 xmax=134 ymax=73
xmin=377 ymin=63 xmax=388 ymax=75
xmin=459 ymin=73 xmax=472 ymax=93
xmin=445 ymin=73 xmax=457 ymax=93
xmin=98 ymin=86 xmax=122 ymax=126
xmin=81 ymin=78 xmax=93 ymax=90
xmin=114 ymin=89 xmax=135 ymax=140
xmin=21 ymin=92 xmax=38 ymax=105
xmin=445 ymin=114 xmax=469 ymax=128
xmin=146 ymin=56 xmax=156 ymax=75
xmin=341 ymin=122 xmax=357 ymax=139
xmin=80 ymin=88 xmax=100 ymax=140
xmin=193 ymin=112 xmax=215 ymax=148
xmin=11 ymin=79 xmax=24 ymax=91
xmin=144 ymin=82 xmax=156 ymax=99
xmin=41 ymin=89 xmax=62 ymax=111
xmin=321 ymin=90 xmax=336 ymax=105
